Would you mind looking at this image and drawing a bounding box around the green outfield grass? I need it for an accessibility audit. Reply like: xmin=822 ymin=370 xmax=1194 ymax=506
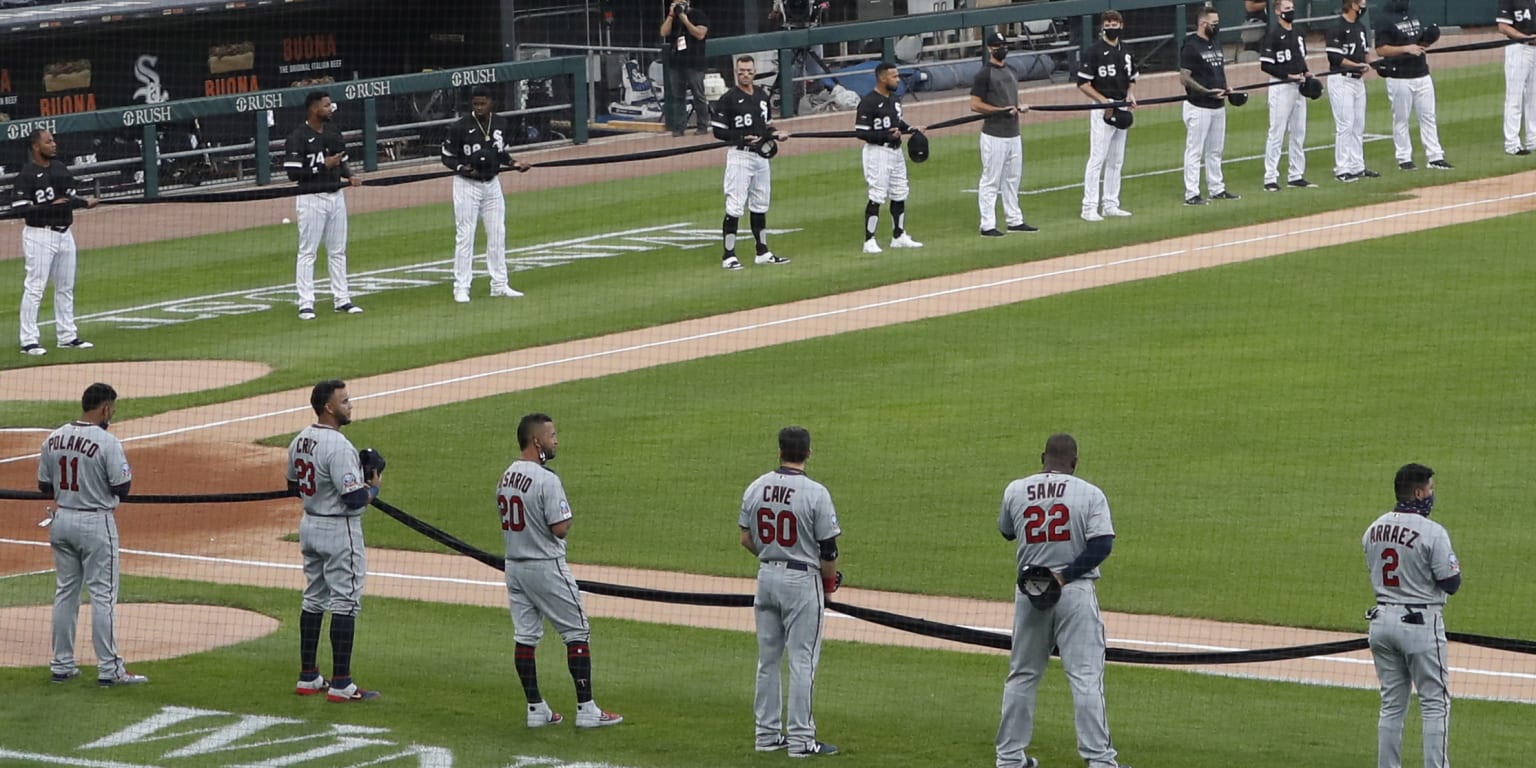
xmin=0 ymin=575 xmax=1528 ymax=768
xmin=0 ymin=63 xmax=1524 ymax=429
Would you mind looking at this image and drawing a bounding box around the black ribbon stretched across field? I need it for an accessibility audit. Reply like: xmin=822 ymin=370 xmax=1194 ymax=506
xmin=0 ymin=487 xmax=294 ymax=503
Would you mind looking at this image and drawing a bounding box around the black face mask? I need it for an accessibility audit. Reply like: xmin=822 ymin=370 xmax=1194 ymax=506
xmin=1279 ymin=9 xmax=1295 ymax=22
xmin=1205 ymin=22 xmax=1220 ymax=36
xmin=990 ymin=46 xmax=1008 ymax=61
xmin=1103 ymin=27 xmax=1121 ymax=42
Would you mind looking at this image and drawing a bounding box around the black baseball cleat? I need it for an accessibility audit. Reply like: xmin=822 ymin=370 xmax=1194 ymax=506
xmin=1399 ymin=161 xmax=1417 ymax=171
xmin=980 ymin=229 xmax=1005 ymax=237
xmin=1427 ymin=159 xmax=1454 ymax=170
xmin=1263 ymin=182 xmax=1281 ymax=192
xmin=1518 ymin=149 xmax=1533 ymax=156
xmin=1359 ymin=168 xmax=1381 ymax=178
xmin=1335 ymin=173 xmax=1358 ymax=183
xmin=1184 ymin=195 xmax=1207 ymax=206
xmin=1288 ymin=178 xmax=1318 ymax=188
xmin=1006 ymin=222 xmax=1039 ymax=233
xmin=1209 ymin=190 xmax=1241 ymax=201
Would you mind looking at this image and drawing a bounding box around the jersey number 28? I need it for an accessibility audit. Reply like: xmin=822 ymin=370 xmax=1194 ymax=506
xmin=756 ymin=507 xmax=797 ymax=546
xmin=499 ymin=494 xmax=527 ymax=532
xmin=1022 ymin=504 xmax=1071 ymax=543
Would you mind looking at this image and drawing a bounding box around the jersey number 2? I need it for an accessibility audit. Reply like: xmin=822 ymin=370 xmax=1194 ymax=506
xmin=756 ymin=507 xmax=798 ymax=546
xmin=292 ymin=459 xmax=316 ymax=496
xmin=1380 ymin=547 xmax=1400 ymax=587
xmin=56 ymin=456 xmax=80 ymax=492
xmin=1022 ymin=504 xmax=1071 ymax=543
xmin=499 ymin=494 xmax=526 ymax=531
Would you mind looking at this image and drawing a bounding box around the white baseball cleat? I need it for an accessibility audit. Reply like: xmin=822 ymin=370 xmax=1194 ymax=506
xmin=1081 ymin=210 xmax=1103 ymax=222
xmin=294 ymin=674 xmax=329 ymax=696
xmin=98 ymin=672 xmax=148 ymax=687
xmin=334 ymin=303 xmax=364 ymax=314
xmin=722 ymin=256 xmax=743 ymax=270
xmin=889 ymin=233 xmax=923 ymax=248
xmin=755 ymin=252 xmax=790 ymax=266
xmin=453 ymin=291 xmax=470 ymax=304
xmin=527 ymin=701 xmax=563 ymax=728
xmin=1103 ymin=207 xmax=1132 ymax=217
xmin=297 ymin=307 xmax=316 ymax=321
xmin=489 ymin=286 xmax=524 ymax=298
xmin=20 ymin=344 xmax=47 ymax=356
xmin=861 ymin=239 xmax=882 ymax=254
xmin=574 ymin=702 xmax=623 ymax=728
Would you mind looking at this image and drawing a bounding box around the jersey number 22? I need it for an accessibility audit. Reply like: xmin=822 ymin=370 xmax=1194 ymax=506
xmin=1022 ymin=504 xmax=1071 ymax=543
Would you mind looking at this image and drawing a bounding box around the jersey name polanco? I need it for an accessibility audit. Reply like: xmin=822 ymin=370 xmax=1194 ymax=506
xmin=998 ymin=472 xmax=1115 ymax=577
xmin=287 ymin=424 xmax=365 ymax=518
xmin=1362 ymin=510 xmax=1460 ymax=605
xmin=498 ymin=460 xmax=573 ymax=561
xmin=739 ymin=469 xmax=840 ymax=567
xmin=38 ymin=421 xmax=131 ymax=511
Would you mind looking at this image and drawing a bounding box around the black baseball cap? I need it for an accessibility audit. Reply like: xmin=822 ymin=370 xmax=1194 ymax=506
xmin=985 ymin=32 xmax=1008 ymax=47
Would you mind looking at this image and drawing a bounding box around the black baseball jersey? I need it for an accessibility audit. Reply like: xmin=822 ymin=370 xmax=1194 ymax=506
xmin=1076 ymin=40 xmax=1136 ymax=101
xmin=1260 ymin=26 xmax=1310 ymax=80
xmin=1180 ymin=35 xmax=1228 ymax=110
xmin=1497 ymin=0 xmax=1536 ymax=35
xmin=441 ymin=113 xmax=514 ymax=181
xmin=10 ymin=160 xmax=80 ymax=229
xmin=283 ymin=122 xmax=352 ymax=193
xmin=854 ymin=90 xmax=910 ymax=148
xmin=711 ymin=86 xmax=774 ymax=148
xmin=1375 ymin=12 xmax=1431 ymax=79
xmin=1327 ymin=17 xmax=1371 ymax=78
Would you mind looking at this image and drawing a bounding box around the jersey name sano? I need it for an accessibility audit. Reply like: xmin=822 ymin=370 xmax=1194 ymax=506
xmin=999 ymin=472 xmax=1115 ymax=577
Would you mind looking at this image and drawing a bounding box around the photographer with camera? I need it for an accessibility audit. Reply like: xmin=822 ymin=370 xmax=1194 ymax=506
xmin=660 ymin=0 xmax=711 ymax=136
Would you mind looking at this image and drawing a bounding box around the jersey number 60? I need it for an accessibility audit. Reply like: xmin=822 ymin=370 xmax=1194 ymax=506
xmin=756 ymin=507 xmax=798 ymax=546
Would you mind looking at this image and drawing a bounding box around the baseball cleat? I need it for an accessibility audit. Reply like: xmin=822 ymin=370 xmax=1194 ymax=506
xmin=297 ymin=307 xmax=316 ymax=321
xmin=50 ymin=669 xmax=80 ymax=684
xmin=1210 ymin=190 xmax=1241 ymax=201
xmin=326 ymin=682 xmax=380 ymax=702
xmin=1517 ymin=149 xmax=1532 ymax=156
xmin=862 ymin=239 xmax=883 ymax=254
xmin=59 ymin=338 xmax=93 ymax=349
xmin=98 ymin=672 xmax=149 ymax=687
xmin=1335 ymin=173 xmax=1358 ymax=183
xmin=453 ymin=291 xmax=470 ymax=304
xmin=295 ymin=673 xmax=329 ymax=696
xmin=1006 ymin=222 xmax=1038 ymax=233
xmin=527 ymin=702 xmax=563 ymax=728
xmin=980 ymin=229 xmax=1005 ymax=237
xmin=1184 ymin=195 xmax=1206 ymax=206
xmin=1103 ymin=207 xmax=1132 ymax=217
xmin=889 ymin=233 xmax=923 ymax=248
xmin=755 ymin=252 xmax=790 ymax=265
xmin=1022 ymin=759 xmax=1039 ymax=768
xmin=20 ymin=344 xmax=46 ymax=356
xmin=335 ymin=303 xmax=364 ymax=314
xmin=1080 ymin=210 xmax=1103 ymax=222
xmin=1287 ymin=178 xmax=1318 ymax=188
xmin=756 ymin=735 xmax=790 ymax=752
xmin=722 ymin=255 xmax=743 ymax=270
xmin=1263 ymin=182 xmax=1281 ymax=192
xmin=489 ymin=286 xmax=524 ymax=298
xmin=1359 ymin=169 xmax=1380 ymax=178
xmin=788 ymin=741 xmax=839 ymax=758
xmin=574 ymin=705 xmax=623 ymax=728
xmin=1399 ymin=161 xmax=1417 ymax=171
xmin=1427 ymin=159 xmax=1454 ymax=170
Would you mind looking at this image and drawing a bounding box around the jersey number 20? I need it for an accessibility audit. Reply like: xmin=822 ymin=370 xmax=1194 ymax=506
xmin=756 ymin=507 xmax=797 ymax=546
xmin=499 ymin=494 xmax=526 ymax=532
xmin=1022 ymin=504 xmax=1071 ymax=543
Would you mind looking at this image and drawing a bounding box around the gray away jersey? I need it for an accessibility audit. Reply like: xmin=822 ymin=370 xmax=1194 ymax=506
xmin=1362 ymin=511 xmax=1459 ymax=605
xmin=287 ymin=424 xmax=365 ymax=518
xmin=38 ymin=422 xmax=130 ymax=511
xmin=739 ymin=468 xmax=840 ymax=566
xmin=498 ymin=460 xmax=573 ymax=560
xmin=999 ymin=471 xmax=1115 ymax=576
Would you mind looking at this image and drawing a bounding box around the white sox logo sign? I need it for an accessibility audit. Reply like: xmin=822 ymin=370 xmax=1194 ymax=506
xmin=132 ymin=54 xmax=169 ymax=104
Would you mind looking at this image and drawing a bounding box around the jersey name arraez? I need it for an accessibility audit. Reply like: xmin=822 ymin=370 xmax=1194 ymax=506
xmin=998 ymin=472 xmax=1115 ymax=577
xmin=1362 ymin=510 xmax=1459 ymax=605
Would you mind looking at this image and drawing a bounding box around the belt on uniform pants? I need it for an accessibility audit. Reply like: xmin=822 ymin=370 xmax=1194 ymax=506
xmin=57 ymin=505 xmax=111 ymax=513
xmin=1377 ymin=601 xmax=1430 ymax=609
xmin=763 ymin=560 xmax=811 ymax=571
xmin=28 ymin=224 xmax=69 ymax=233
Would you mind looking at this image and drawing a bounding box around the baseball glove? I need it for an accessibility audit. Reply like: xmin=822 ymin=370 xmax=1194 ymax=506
xmin=1227 ymin=91 xmax=1249 ymax=107
xmin=1017 ymin=565 xmax=1062 ymax=610
xmin=1299 ymin=77 xmax=1323 ymax=100
xmin=358 ymin=448 xmax=386 ymax=481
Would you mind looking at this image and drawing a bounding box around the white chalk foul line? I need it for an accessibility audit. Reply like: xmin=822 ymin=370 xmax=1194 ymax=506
xmin=3 ymin=187 xmax=1532 ymax=467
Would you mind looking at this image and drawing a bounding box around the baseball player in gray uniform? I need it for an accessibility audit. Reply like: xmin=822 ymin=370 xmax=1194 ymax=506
xmin=1327 ymin=0 xmax=1377 ymax=182
xmin=500 ymin=413 xmax=622 ymax=729
xmin=712 ymin=56 xmax=791 ymax=270
xmin=971 ymin=32 xmax=1036 ymax=237
xmin=441 ymin=85 xmax=529 ymax=303
xmin=285 ymin=91 xmax=363 ymax=320
xmin=1498 ymin=0 xmax=1536 ymax=154
xmin=1362 ymin=463 xmax=1461 ymax=768
xmin=41 ymin=383 xmax=144 ymax=686
xmin=738 ymin=426 xmax=841 ymax=758
xmin=1261 ymin=0 xmax=1319 ymax=191
xmin=287 ymin=379 xmax=381 ymax=702
xmin=854 ymin=62 xmax=924 ymax=255
xmin=1077 ymin=11 xmax=1137 ymax=221
xmin=14 ymin=129 xmax=97 ymax=356
xmin=996 ymin=434 xmax=1128 ymax=768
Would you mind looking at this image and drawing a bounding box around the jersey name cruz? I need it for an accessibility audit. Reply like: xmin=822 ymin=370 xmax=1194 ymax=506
xmin=45 ymin=433 xmax=101 ymax=457
xmin=1024 ymin=481 xmax=1068 ymax=501
xmin=500 ymin=469 xmax=535 ymax=492
xmin=1367 ymin=523 xmax=1422 ymax=548
xmin=291 ymin=436 xmax=319 ymax=456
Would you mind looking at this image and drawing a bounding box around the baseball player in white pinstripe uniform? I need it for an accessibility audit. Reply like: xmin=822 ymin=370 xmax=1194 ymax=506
xmin=13 ymin=129 xmax=97 ymax=356
xmin=1180 ymin=7 xmax=1241 ymax=206
xmin=1261 ymin=0 xmax=1318 ymax=191
xmin=1498 ymin=0 xmax=1536 ymax=155
xmin=972 ymin=32 xmax=1036 ymax=237
xmin=854 ymin=63 xmax=924 ymax=254
xmin=284 ymin=91 xmax=363 ymax=320
xmin=42 ymin=383 xmax=145 ymax=687
xmin=1362 ymin=463 xmax=1461 ymax=768
xmin=712 ymin=56 xmax=791 ymax=270
xmin=1077 ymin=11 xmax=1136 ymax=222
xmin=1327 ymin=0 xmax=1378 ymax=182
xmin=1376 ymin=0 xmax=1451 ymax=170
xmin=441 ymin=86 xmax=529 ymax=303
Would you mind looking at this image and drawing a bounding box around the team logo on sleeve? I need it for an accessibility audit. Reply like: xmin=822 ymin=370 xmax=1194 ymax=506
xmin=341 ymin=472 xmax=363 ymax=492
xmin=1448 ymin=553 xmax=1460 ymax=573
xmin=120 ymin=462 xmax=132 ymax=478
xmin=558 ymin=498 xmax=572 ymax=521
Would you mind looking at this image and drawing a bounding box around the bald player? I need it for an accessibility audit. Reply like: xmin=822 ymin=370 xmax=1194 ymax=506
xmin=1363 ymin=463 xmax=1461 ymax=768
xmin=499 ymin=413 xmax=623 ymax=729
xmin=288 ymin=379 xmax=381 ymax=702
xmin=42 ymin=383 xmax=144 ymax=686
xmin=739 ymin=426 xmax=841 ymax=757
xmin=996 ymin=434 xmax=1129 ymax=768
